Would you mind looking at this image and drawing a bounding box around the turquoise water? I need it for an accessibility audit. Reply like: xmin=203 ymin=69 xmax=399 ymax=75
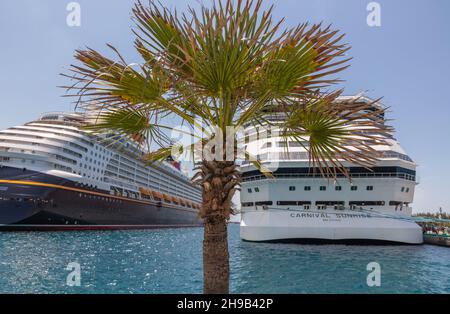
xmin=0 ymin=224 xmax=449 ymax=293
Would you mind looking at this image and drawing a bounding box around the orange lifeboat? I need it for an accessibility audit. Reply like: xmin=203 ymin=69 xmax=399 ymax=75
xmin=171 ymin=196 xmax=179 ymax=205
xmin=162 ymin=193 xmax=172 ymax=203
xmin=139 ymin=187 xmax=152 ymax=196
xmin=152 ymin=191 xmax=164 ymax=200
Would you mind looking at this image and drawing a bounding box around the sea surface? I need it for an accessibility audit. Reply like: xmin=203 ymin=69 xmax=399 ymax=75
xmin=0 ymin=224 xmax=449 ymax=294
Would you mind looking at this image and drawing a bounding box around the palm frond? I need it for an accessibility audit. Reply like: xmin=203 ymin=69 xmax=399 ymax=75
xmin=282 ymin=93 xmax=391 ymax=177
xmin=61 ymin=0 xmax=390 ymax=182
xmin=132 ymin=0 xmax=192 ymax=73
xmin=143 ymin=146 xmax=177 ymax=164
xmin=62 ymin=46 xmax=168 ymax=109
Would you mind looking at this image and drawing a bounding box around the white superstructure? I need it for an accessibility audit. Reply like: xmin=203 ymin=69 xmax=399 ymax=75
xmin=240 ymin=95 xmax=423 ymax=244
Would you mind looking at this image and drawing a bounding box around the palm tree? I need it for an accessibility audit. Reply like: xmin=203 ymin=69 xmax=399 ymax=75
xmin=62 ymin=0 xmax=390 ymax=294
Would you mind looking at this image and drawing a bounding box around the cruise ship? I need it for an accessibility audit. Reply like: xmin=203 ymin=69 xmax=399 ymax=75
xmin=240 ymin=95 xmax=423 ymax=244
xmin=0 ymin=112 xmax=202 ymax=230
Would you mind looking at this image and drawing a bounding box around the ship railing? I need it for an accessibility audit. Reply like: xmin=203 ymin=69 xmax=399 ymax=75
xmin=241 ymin=151 xmax=413 ymax=165
xmin=104 ymin=177 xmax=138 ymax=190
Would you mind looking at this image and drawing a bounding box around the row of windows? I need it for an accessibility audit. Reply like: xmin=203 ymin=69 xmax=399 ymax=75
xmin=261 ymin=141 xmax=310 ymax=149
xmin=84 ymin=156 xmax=107 ymax=164
xmin=0 ymin=197 xmax=50 ymax=203
xmin=0 ymin=140 xmax=79 ymax=164
xmin=247 ymin=185 xmax=411 ymax=193
xmin=16 ymin=125 xmax=93 ymax=147
xmin=1 ymin=157 xmax=72 ymax=173
xmin=79 ymin=163 xmax=104 ymax=173
xmin=5 ymin=158 xmax=73 ymax=174
xmin=89 ymin=150 xmax=111 ymax=159
xmin=0 ymin=135 xmax=84 ymax=158
xmin=78 ymin=193 xmax=123 ymax=203
xmin=243 ymin=166 xmax=416 ymax=181
xmin=54 ymin=163 xmax=72 ymax=172
xmin=0 ymin=146 xmax=78 ymax=167
xmin=74 ymin=171 xmax=103 ymax=180
xmin=242 ymin=200 xmax=408 ymax=209
xmin=248 ymin=185 xmax=377 ymax=193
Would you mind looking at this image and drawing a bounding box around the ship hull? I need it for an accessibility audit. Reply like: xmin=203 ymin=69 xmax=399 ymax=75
xmin=0 ymin=166 xmax=202 ymax=231
xmin=240 ymin=209 xmax=423 ymax=244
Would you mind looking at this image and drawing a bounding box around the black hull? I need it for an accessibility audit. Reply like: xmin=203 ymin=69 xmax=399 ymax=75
xmin=0 ymin=166 xmax=203 ymax=231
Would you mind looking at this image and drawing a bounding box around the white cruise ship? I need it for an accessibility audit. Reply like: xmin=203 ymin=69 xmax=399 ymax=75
xmin=0 ymin=112 xmax=202 ymax=230
xmin=240 ymin=95 xmax=423 ymax=244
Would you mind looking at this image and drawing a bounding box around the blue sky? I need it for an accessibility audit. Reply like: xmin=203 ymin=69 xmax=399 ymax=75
xmin=0 ymin=0 xmax=449 ymax=212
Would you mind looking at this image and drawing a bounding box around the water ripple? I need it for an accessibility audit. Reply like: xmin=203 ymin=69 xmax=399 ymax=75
xmin=0 ymin=225 xmax=448 ymax=293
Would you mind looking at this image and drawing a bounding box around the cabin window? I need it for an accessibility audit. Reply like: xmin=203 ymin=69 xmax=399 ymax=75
xmin=304 ymin=186 xmax=311 ymax=191
xmin=276 ymin=142 xmax=287 ymax=148
xmin=401 ymin=187 xmax=405 ymax=192
xmin=247 ymin=188 xmax=252 ymax=193
xmin=289 ymin=186 xmax=296 ymax=191
xmin=262 ymin=142 xmax=272 ymax=149
xmin=289 ymin=141 xmax=302 ymax=147
xmin=319 ymin=186 xmax=326 ymax=191
xmin=254 ymin=187 xmax=260 ymax=193
xmin=351 ymin=186 xmax=358 ymax=191
xmin=405 ymin=187 xmax=410 ymax=193
xmin=335 ymin=186 xmax=342 ymax=191
xmin=366 ymin=186 xmax=374 ymax=191
xmin=349 ymin=201 xmax=385 ymax=206
xmin=255 ymin=201 xmax=273 ymax=206
xmin=277 ymin=201 xmax=297 ymax=206
xmin=316 ymin=201 xmax=345 ymax=206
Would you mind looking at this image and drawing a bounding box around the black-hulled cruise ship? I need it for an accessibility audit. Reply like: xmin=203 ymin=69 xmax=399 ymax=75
xmin=0 ymin=112 xmax=202 ymax=230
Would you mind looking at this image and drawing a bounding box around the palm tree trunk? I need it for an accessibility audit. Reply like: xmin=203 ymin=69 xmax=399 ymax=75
xmin=203 ymin=215 xmax=229 ymax=294
xmin=197 ymin=160 xmax=239 ymax=294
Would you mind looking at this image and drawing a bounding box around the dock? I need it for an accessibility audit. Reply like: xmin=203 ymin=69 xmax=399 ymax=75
xmin=423 ymin=234 xmax=450 ymax=247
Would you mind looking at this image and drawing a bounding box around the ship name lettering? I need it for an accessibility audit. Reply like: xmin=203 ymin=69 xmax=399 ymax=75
xmin=290 ymin=213 xmax=331 ymax=218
